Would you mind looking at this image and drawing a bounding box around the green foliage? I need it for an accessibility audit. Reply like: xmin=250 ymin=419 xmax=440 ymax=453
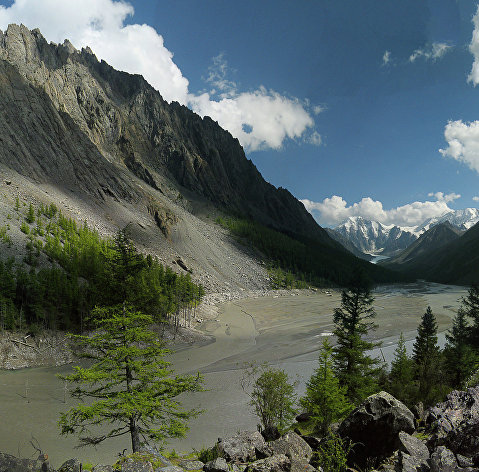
xmin=59 ymin=304 xmax=203 ymax=452
xmin=26 ymin=203 xmax=35 ymax=224
xmin=300 ymin=339 xmax=353 ymax=435
xmin=315 ymin=433 xmax=352 ymax=472
xmin=0 ymin=203 xmax=204 ymax=331
xmin=241 ymin=363 xmax=297 ymax=433
xmin=0 ymin=226 xmax=12 ymax=246
xmin=444 ymin=308 xmax=478 ymax=388
xmin=333 ymin=270 xmax=382 ymax=404
xmin=463 ymin=284 xmax=479 ymax=348
xmin=193 ymin=445 xmax=223 ymax=463
xmin=387 ymin=333 xmax=416 ymax=407
xmin=412 ymin=307 xmax=445 ymax=406
xmin=215 ymin=216 xmax=404 ymax=288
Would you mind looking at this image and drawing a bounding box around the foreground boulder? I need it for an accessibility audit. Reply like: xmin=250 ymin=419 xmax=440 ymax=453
xmin=338 ymin=391 xmax=415 ymax=468
xmin=217 ymin=431 xmax=267 ymax=463
xmin=0 ymin=452 xmax=53 ymax=472
xmin=269 ymin=432 xmax=313 ymax=472
xmin=426 ymin=386 xmax=479 ymax=458
xmin=244 ymin=454 xmax=290 ymax=472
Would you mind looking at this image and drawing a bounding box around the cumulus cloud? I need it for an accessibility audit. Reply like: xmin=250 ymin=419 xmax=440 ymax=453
xmin=300 ymin=193 xmax=460 ymax=228
xmin=439 ymin=120 xmax=479 ymax=173
xmin=469 ymin=5 xmax=479 ymax=85
xmin=474 ymin=196 xmax=479 ymax=202
xmin=0 ymin=0 xmax=318 ymax=152
xmin=409 ymin=42 xmax=452 ymax=63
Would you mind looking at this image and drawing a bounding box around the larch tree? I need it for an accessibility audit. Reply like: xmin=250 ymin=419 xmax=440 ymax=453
xmin=300 ymin=339 xmax=352 ymax=435
xmin=463 ymin=284 xmax=479 ymax=348
xmin=59 ymin=304 xmax=203 ymax=452
xmin=388 ymin=333 xmax=416 ymax=407
xmin=333 ymin=269 xmax=382 ymax=404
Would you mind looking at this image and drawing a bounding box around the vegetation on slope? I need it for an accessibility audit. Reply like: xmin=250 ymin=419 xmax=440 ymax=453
xmin=0 ymin=201 xmax=203 ymax=332
xmin=216 ymin=216 xmax=408 ymax=287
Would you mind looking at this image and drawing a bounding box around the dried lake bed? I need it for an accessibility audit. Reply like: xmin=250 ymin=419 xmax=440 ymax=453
xmin=0 ymin=282 xmax=467 ymax=467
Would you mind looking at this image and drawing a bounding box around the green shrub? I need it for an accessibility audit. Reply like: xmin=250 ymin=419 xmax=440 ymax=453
xmin=193 ymin=444 xmax=223 ymax=463
xmin=315 ymin=433 xmax=352 ymax=472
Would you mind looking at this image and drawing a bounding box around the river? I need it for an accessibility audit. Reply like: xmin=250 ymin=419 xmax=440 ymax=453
xmin=0 ymin=282 xmax=467 ymax=467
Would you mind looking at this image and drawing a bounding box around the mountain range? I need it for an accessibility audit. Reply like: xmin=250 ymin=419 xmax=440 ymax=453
xmin=330 ymin=209 xmax=479 ymax=257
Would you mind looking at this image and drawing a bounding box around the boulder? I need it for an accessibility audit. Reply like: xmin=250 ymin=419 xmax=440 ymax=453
xmin=397 ymin=432 xmax=429 ymax=462
xmin=301 ymin=435 xmax=322 ymax=452
xmin=426 ymin=386 xmax=479 ymax=458
xmin=158 ymin=467 xmax=185 ymax=472
xmin=179 ymin=460 xmax=205 ymax=471
xmin=58 ymin=459 xmax=82 ymax=472
xmin=0 ymin=452 xmax=54 ymax=472
xmin=217 ymin=431 xmax=267 ymax=462
xmin=121 ymin=459 xmax=154 ymax=472
xmin=92 ymin=466 xmax=114 ymax=472
xmin=429 ymin=446 xmax=458 ymax=472
xmin=269 ymin=432 xmax=312 ymax=463
xmin=337 ymin=391 xmax=415 ymax=469
xmin=244 ymin=454 xmax=291 ymax=472
xmin=203 ymin=458 xmax=229 ymax=472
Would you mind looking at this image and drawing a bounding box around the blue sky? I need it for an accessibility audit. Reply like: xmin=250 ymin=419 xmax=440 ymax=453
xmin=1 ymin=0 xmax=479 ymax=228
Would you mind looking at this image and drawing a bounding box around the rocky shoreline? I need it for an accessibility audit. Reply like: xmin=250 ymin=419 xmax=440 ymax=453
xmin=2 ymin=386 xmax=478 ymax=472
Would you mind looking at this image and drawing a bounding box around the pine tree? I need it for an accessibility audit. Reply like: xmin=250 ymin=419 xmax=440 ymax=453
xmin=301 ymin=339 xmax=352 ymax=435
xmin=388 ymin=333 xmax=416 ymax=406
xmin=444 ymin=308 xmax=478 ymax=387
xmin=59 ymin=304 xmax=203 ymax=452
xmin=412 ymin=306 xmax=443 ymax=405
xmin=333 ymin=269 xmax=381 ymax=404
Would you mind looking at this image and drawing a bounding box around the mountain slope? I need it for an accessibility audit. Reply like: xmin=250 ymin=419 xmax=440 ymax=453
xmin=0 ymin=24 xmax=404 ymax=289
xmin=381 ymin=222 xmax=479 ymax=284
xmin=324 ymin=228 xmax=372 ymax=260
xmin=383 ymin=222 xmax=463 ymax=266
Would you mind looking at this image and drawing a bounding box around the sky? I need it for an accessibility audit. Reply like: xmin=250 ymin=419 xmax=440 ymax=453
xmin=1 ymin=0 xmax=479 ymax=228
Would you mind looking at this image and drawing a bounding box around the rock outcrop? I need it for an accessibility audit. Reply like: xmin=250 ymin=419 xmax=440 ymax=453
xmin=337 ymin=391 xmax=415 ymax=468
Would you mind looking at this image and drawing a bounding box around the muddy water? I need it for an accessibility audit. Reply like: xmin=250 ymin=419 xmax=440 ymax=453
xmin=0 ymin=283 xmax=467 ymax=467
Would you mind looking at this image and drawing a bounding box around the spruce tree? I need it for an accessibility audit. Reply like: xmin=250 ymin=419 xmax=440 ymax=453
xmin=333 ymin=269 xmax=381 ymax=404
xmin=59 ymin=304 xmax=203 ymax=452
xmin=412 ymin=306 xmax=442 ymax=405
xmin=388 ymin=333 xmax=415 ymax=406
xmin=301 ymin=339 xmax=352 ymax=435
xmin=444 ymin=308 xmax=478 ymax=387
xmin=463 ymin=284 xmax=479 ymax=348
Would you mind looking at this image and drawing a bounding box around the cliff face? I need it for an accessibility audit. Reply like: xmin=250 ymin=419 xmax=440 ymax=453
xmin=0 ymin=24 xmax=326 ymax=240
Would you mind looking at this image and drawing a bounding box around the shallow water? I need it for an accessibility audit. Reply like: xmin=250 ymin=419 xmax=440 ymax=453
xmin=0 ymin=282 xmax=467 ymax=467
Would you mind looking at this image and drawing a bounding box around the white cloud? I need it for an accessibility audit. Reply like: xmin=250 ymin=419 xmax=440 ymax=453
xmin=301 ymin=193 xmax=460 ymax=228
xmin=469 ymin=5 xmax=479 ymax=85
xmin=409 ymin=42 xmax=452 ymax=63
xmin=473 ymin=196 xmax=479 ymax=202
xmin=308 ymin=131 xmax=322 ymax=146
xmin=0 ymin=0 xmax=317 ymax=152
xmin=439 ymin=120 xmax=479 ymax=173
xmin=382 ymin=50 xmax=391 ymax=66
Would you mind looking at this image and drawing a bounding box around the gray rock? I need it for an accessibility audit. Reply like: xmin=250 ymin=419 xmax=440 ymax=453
xmin=139 ymin=446 xmax=172 ymax=467
xmin=217 ymin=431 xmax=266 ymax=462
xmin=429 ymin=446 xmax=458 ymax=472
xmin=158 ymin=466 xmax=185 ymax=472
xmin=203 ymin=458 xmax=229 ymax=472
xmin=426 ymin=386 xmax=479 ymax=457
xmin=179 ymin=460 xmax=205 ymax=471
xmin=301 ymin=436 xmax=322 ymax=452
xmin=396 ymin=452 xmax=430 ymax=472
xmin=0 ymin=452 xmax=54 ymax=472
xmin=269 ymin=432 xmax=312 ymax=463
xmin=92 ymin=466 xmax=114 ymax=472
xmin=456 ymin=454 xmax=474 ymax=468
xmin=338 ymin=391 xmax=415 ymax=469
xmin=121 ymin=458 xmax=154 ymax=472
xmin=397 ymin=432 xmax=429 ymax=461
xmin=244 ymin=454 xmax=291 ymax=472
xmin=58 ymin=458 xmax=82 ymax=472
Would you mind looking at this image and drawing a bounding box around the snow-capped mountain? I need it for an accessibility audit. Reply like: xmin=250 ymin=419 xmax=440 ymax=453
xmin=334 ymin=216 xmax=417 ymax=256
xmin=334 ymin=208 xmax=479 ymax=256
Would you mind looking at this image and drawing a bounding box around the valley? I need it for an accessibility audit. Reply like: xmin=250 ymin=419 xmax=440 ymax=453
xmin=0 ymin=283 xmax=466 ymax=467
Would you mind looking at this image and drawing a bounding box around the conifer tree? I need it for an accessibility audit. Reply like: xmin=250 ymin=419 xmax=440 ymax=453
xmin=444 ymin=308 xmax=478 ymax=387
xmin=301 ymin=339 xmax=352 ymax=435
xmin=412 ymin=306 xmax=442 ymax=404
xmin=463 ymin=284 xmax=479 ymax=348
xmin=59 ymin=304 xmax=203 ymax=452
xmin=333 ymin=269 xmax=381 ymax=404
xmin=388 ymin=333 xmax=415 ymax=406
